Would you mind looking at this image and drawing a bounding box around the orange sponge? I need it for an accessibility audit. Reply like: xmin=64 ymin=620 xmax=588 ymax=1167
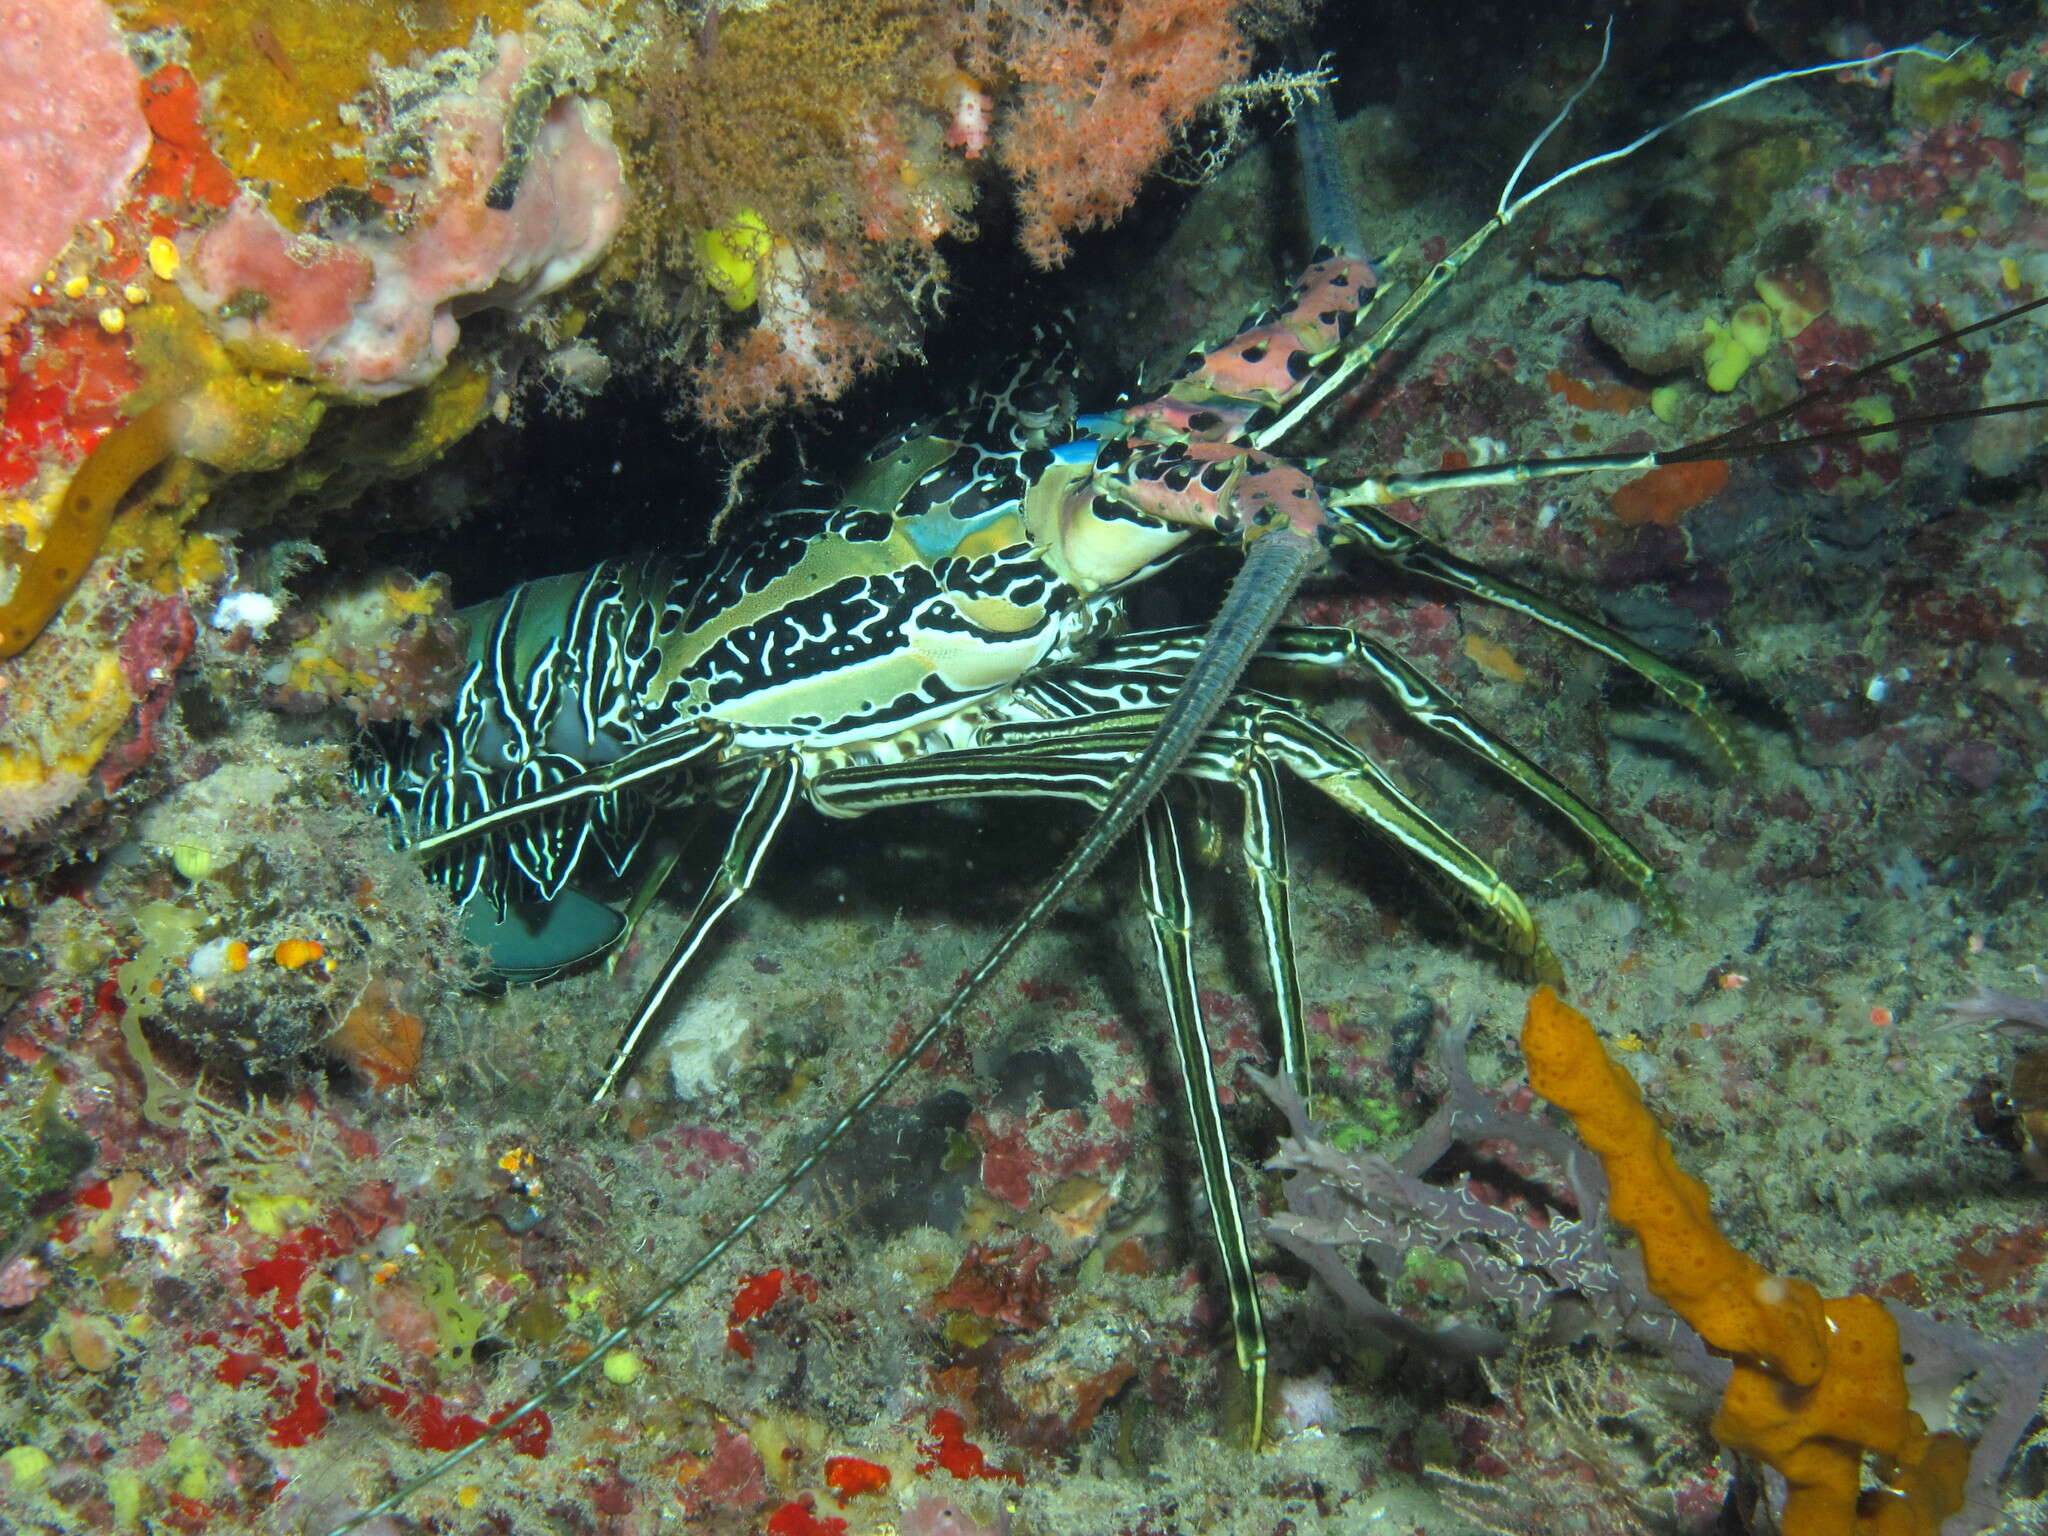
xmin=1522 ymin=987 xmax=1969 ymax=1536
xmin=0 ymin=399 xmax=182 ymax=658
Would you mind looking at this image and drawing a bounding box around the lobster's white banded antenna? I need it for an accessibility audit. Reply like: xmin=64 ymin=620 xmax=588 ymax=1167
xmin=1497 ymin=15 xmax=1615 ymax=216
xmin=1255 ymin=31 xmax=1969 ymax=452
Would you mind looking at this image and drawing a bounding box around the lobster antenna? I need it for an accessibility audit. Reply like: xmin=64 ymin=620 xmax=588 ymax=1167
xmin=1284 ymin=33 xmax=1365 ymax=259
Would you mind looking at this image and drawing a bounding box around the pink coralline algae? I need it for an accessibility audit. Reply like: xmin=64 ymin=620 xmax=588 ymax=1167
xmin=0 ymin=1253 xmax=50 ymax=1308
xmin=182 ymin=35 xmax=624 ymax=399
xmin=0 ymin=0 xmax=150 ymax=328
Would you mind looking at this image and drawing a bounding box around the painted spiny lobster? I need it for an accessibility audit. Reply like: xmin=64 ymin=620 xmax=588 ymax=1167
xmin=333 ymin=33 xmax=2046 ymax=1532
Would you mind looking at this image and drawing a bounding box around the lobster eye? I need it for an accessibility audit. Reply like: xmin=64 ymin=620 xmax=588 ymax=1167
xmin=1013 ymin=383 xmax=1059 ymax=413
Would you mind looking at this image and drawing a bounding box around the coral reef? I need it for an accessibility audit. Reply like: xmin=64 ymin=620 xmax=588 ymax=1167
xmin=0 ymin=1 xmax=626 ymax=848
xmin=4 ymin=7 xmax=2048 ymax=1536
xmin=991 ymin=0 xmax=1250 ymax=267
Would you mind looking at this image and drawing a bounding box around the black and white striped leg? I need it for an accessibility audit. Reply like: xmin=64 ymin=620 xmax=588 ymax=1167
xmin=1237 ymin=748 xmax=1309 ymax=1101
xmin=409 ymin=726 xmax=724 ymax=863
xmin=1265 ymin=628 xmax=1670 ymax=921
xmin=1328 ymin=503 xmax=1748 ymax=771
xmin=590 ymin=753 xmax=802 ymax=1105
xmin=1075 ymin=624 xmax=1671 ymax=922
xmin=1245 ymin=699 xmax=1559 ymax=982
xmin=978 ymin=701 xmax=1557 ymax=981
xmin=1137 ymin=798 xmax=1269 ymax=1446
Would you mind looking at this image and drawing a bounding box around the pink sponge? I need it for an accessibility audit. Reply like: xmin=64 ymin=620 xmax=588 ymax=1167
xmin=185 ymin=36 xmax=624 ymax=400
xmin=0 ymin=0 xmax=148 ymax=326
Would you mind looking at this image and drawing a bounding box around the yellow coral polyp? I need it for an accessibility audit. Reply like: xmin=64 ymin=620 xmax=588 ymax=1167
xmin=0 ymin=652 xmax=134 ymax=833
xmin=1847 ymin=396 xmax=1898 ymax=450
xmin=234 ymin=1190 xmax=315 ymax=1237
xmin=602 ymin=1350 xmax=645 ymax=1385
xmin=381 ymin=572 xmax=449 ymax=618
xmin=0 ymin=1445 xmax=51 ymax=1488
xmin=1701 ymin=301 xmax=1775 ymax=393
xmin=1754 ymin=271 xmax=1827 ymax=339
xmin=175 ymin=532 xmax=228 ymax=590
xmin=696 ymin=208 xmax=776 ymax=311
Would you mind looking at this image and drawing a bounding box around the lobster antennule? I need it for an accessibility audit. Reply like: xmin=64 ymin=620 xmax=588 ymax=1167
xmin=1253 ymin=33 xmax=1970 ymax=457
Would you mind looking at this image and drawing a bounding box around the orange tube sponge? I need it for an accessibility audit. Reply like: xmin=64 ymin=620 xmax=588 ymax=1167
xmin=1521 ymin=987 xmax=1969 ymax=1536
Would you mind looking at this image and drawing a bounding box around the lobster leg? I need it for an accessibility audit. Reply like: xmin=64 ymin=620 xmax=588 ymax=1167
xmin=969 ymin=704 xmax=1557 ymax=983
xmin=820 ymin=687 xmax=1556 ymax=984
xmin=589 ymin=753 xmax=802 ymax=1105
xmin=1238 ymin=752 xmax=1309 ymax=1101
xmin=1076 ymin=627 xmax=1670 ymax=918
xmin=1262 ymin=629 xmax=1671 ymax=918
xmin=1322 ymin=501 xmax=1748 ymax=772
xmin=1138 ymin=798 xmax=1270 ymax=1442
xmin=1250 ymin=700 xmax=1558 ymax=979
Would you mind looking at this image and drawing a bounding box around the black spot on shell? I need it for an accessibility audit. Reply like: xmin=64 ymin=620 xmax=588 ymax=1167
xmin=1187 ymin=409 xmax=1223 ymax=434
xmin=1285 ymin=350 xmax=1311 ymax=380
xmin=1241 ymin=342 xmax=1269 ymax=364
xmin=1199 ymin=461 xmax=1236 ymax=491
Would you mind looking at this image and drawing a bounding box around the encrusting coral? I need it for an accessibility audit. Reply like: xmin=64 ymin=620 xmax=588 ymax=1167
xmin=0 ymin=4 xmax=625 ymax=836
